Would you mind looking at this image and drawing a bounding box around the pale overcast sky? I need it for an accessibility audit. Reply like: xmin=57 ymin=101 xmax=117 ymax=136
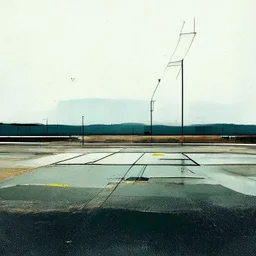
xmin=0 ymin=0 xmax=255 ymax=124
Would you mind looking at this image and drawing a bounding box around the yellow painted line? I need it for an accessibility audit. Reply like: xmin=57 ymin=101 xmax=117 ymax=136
xmin=152 ymin=153 xmax=164 ymax=156
xmin=45 ymin=184 xmax=69 ymax=187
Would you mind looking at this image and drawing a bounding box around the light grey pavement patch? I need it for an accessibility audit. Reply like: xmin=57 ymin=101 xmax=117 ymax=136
xmin=65 ymin=148 xmax=123 ymax=153
xmin=18 ymin=153 xmax=83 ymax=167
xmin=156 ymin=153 xmax=188 ymax=159
xmin=220 ymin=166 xmax=256 ymax=177
xmin=136 ymin=153 xmax=190 ymax=165
xmin=186 ymin=153 xmax=256 ymax=165
xmin=123 ymin=165 xmax=146 ymax=180
xmin=57 ymin=153 xmax=113 ymax=165
xmin=0 ymin=165 xmax=131 ymax=189
xmin=142 ymin=166 xmax=203 ymax=179
xmin=95 ymin=153 xmax=143 ymax=165
xmin=189 ymin=166 xmax=256 ymax=196
xmin=135 ymin=153 xmax=194 ymax=165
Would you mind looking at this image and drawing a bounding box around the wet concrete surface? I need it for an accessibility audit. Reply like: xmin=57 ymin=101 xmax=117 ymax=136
xmin=187 ymin=153 xmax=256 ymax=165
xmin=1 ymin=144 xmax=256 ymax=255
xmin=0 ymin=165 xmax=130 ymax=189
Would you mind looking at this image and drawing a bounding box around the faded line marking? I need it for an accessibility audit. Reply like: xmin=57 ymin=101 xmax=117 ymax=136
xmin=152 ymin=153 xmax=164 ymax=156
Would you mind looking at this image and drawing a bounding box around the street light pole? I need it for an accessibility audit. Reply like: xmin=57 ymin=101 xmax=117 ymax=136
xmin=46 ymin=118 xmax=48 ymax=135
xmin=150 ymin=79 xmax=161 ymax=143
xmin=150 ymin=100 xmax=153 ymax=142
xmin=82 ymin=116 xmax=84 ymax=146
xmin=181 ymin=59 xmax=184 ymax=139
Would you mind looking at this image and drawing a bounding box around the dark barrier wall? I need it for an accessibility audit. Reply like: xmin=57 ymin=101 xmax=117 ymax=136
xmin=0 ymin=123 xmax=256 ymax=136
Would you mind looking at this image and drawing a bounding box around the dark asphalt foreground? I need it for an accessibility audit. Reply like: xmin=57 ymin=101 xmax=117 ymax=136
xmin=1 ymin=184 xmax=256 ymax=256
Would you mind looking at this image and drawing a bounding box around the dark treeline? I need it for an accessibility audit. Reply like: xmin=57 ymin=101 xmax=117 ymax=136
xmin=0 ymin=123 xmax=256 ymax=136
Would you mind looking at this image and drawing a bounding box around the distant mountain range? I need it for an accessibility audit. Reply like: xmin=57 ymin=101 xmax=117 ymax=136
xmin=48 ymin=98 xmax=149 ymax=125
xmin=46 ymin=98 xmax=255 ymax=126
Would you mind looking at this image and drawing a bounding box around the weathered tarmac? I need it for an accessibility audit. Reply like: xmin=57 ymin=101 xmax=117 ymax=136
xmin=1 ymin=143 xmax=256 ymax=255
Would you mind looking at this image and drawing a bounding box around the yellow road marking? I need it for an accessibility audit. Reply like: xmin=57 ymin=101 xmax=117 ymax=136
xmin=152 ymin=153 xmax=164 ymax=156
xmin=46 ymin=184 xmax=69 ymax=187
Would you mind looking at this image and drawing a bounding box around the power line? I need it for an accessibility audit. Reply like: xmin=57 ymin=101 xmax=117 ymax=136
xmin=149 ymin=19 xmax=197 ymax=138
xmin=160 ymin=21 xmax=185 ymax=80
xmin=150 ymin=21 xmax=185 ymax=101
xmin=151 ymin=20 xmax=196 ymax=101
xmin=176 ymin=33 xmax=196 ymax=79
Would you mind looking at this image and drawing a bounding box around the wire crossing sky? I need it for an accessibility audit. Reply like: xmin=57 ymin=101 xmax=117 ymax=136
xmin=151 ymin=19 xmax=196 ymax=102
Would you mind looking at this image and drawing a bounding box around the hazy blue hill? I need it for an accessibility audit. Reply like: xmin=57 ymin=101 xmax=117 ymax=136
xmin=49 ymin=98 xmax=149 ymax=125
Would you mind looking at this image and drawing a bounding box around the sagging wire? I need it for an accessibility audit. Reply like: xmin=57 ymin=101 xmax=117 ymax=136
xmin=151 ymin=20 xmax=197 ymax=100
xmin=149 ymin=19 xmax=197 ymax=137
xmin=150 ymin=21 xmax=186 ymax=101
xmin=176 ymin=33 xmax=196 ymax=79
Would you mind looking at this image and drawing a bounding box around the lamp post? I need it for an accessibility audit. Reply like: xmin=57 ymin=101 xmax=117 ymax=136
xmin=150 ymin=79 xmax=161 ymax=143
xmin=181 ymin=59 xmax=184 ymax=138
xmin=150 ymin=100 xmax=154 ymax=142
xmin=43 ymin=118 xmax=48 ymax=135
xmin=82 ymin=116 xmax=84 ymax=146
xmin=167 ymin=59 xmax=184 ymax=143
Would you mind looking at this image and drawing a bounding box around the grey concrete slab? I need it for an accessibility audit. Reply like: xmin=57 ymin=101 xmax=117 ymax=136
xmin=189 ymin=165 xmax=256 ymax=196
xmin=143 ymin=165 xmax=203 ymax=179
xmin=95 ymin=153 xmax=143 ymax=164
xmin=123 ymin=147 xmax=181 ymax=153
xmin=220 ymin=166 xmax=256 ymax=176
xmin=187 ymin=153 xmax=256 ymax=165
xmin=0 ymin=165 xmax=130 ymax=189
xmin=136 ymin=153 xmax=193 ymax=165
xmin=65 ymin=148 xmax=121 ymax=153
xmin=143 ymin=159 xmax=195 ymax=165
xmin=148 ymin=177 xmax=218 ymax=185
xmin=124 ymin=165 xmax=146 ymax=180
xmin=18 ymin=153 xmax=83 ymax=167
xmin=57 ymin=153 xmax=112 ymax=164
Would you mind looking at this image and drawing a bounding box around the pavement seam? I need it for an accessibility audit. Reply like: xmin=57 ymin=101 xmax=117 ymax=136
xmin=134 ymin=165 xmax=147 ymax=184
xmin=67 ymin=152 xmax=146 ymax=245
xmin=94 ymin=152 xmax=146 ymax=208
xmin=182 ymin=153 xmax=200 ymax=166
xmin=53 ymin=153 xmax=87 ymax=165
xmin=84 ymin=148 xmax=125 ymax=165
